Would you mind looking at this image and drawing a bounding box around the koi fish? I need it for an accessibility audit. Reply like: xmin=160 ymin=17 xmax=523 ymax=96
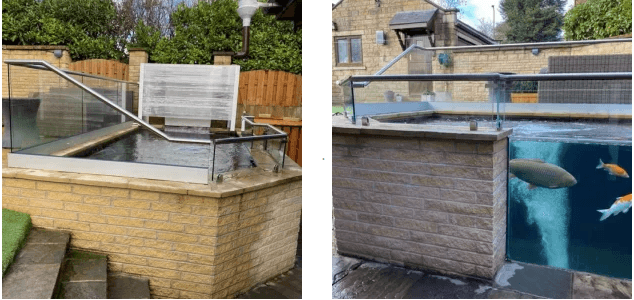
xmin=597 ymin=194 xmax=632 ymax=221
xmin=509 ymin=158 xmax=577 ymax=190
xmin=596 ymin=159 xmax=629 ymax=178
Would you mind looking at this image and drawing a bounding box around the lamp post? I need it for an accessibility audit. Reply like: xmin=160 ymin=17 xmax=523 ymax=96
xmin=233 ymin=0 xmax=278 ymax=58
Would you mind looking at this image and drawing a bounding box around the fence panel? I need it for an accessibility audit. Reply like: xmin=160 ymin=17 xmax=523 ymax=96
xmin=238 ymin=70 xmax=302 ymax=119
xmin=68 ymin=59 xmax=129 ymax=81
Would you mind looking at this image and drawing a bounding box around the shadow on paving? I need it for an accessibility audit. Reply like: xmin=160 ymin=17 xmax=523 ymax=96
xmin=332 ymin=256 xmax=632 ymax=299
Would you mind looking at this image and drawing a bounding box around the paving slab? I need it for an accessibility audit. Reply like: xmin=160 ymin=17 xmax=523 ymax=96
xmin=24 ymin=228 xmax=70 ymax=244
xmin=487 ymin=288 xmax=545 ymax=299
xmin=2 ymin=263 xmax=61 ymax=299
xmin=2 ymin=228 xmax=69 ymax=299
xmin=495 ymin=262 xmax=572 ymax=299
xmin=60 ymin=258 xmax=107 ymax=282
xmin=404 ymin=274 xmax=494 ymax=299
xmin=107 ymin=274 xmax=151 ymax=299
xmin=572 ymin=273 xmax=632 ymax=299
xmin=57 ymin=252 xmax=108 ymax=299
xmin=236 ymin=254 xmax=302 ymax=299
xmin=58 ymin=281 xmax=108 ymax=299
xmin=11 ymin=243 xmax=67 ymax=265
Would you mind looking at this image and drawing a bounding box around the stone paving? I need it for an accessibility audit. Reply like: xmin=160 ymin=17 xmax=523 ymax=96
xmin=2 ymin=228 xmax=70 ymax=299
xmin=332 ymin=255 xmax=632 ymax=299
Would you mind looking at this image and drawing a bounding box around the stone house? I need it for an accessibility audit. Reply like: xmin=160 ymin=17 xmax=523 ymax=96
xmin=332 ymin=0 xmax=495 ymax=105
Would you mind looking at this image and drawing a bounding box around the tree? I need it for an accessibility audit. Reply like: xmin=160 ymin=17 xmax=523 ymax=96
xmin=132 ymin=0 xmax=301 ymax=74
xmin=499 ymin=0 xmax=566 ymax=43
xmin=2 ymin=0 xmax=126 ymax=61
xmin=563 ymin=0 xmax=632 ymax=40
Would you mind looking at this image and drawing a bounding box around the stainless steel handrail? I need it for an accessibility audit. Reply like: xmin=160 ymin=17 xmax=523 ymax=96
xmin=6 ymin=59 xmax=209 ymax=144
xmin=340 ymin=72 xmax=632 ymax=85
xmin=6 ymin=60 xmax=291 ymax=148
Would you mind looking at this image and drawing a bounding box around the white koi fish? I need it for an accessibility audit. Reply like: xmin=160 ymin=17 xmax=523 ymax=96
xmin=597 ymin=194 xmax=632 ymax=221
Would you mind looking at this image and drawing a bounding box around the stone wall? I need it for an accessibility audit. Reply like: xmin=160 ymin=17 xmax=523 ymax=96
xmin=2 ymin=169 xmax=301 ymax=298
xmin=332 ymin=132 xmax=508 ymax=279
xmin=333 ymin=39 xmax=632 ymax=105
xmin=2 ymin=45 xmax=72 ymax=98
xmin=436 ymin=40 xmax=633 ymax=103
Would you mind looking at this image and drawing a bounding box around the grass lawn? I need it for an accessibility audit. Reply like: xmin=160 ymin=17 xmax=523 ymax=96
xmin=332 ymin=106 xmax=343 ymax=114
xmin=2 ymin=209 xmax=31 ymax=275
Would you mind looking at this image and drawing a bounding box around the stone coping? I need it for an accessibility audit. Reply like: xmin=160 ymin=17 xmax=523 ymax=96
xmin=332 ymin=115 xmax=512 ymax=141
xmin=3 ymin=45 xmax=69 ymax=50
xmin=2 ymin=162 xmax=301 ymax=199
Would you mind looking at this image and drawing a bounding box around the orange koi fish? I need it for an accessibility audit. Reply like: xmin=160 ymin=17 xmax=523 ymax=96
xmin=597 ymin=194 xmax=632 ymax=221
xmin=596 ymin=159 xmax=629 ymax=178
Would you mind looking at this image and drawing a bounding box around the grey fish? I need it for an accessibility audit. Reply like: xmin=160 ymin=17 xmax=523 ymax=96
xmin=509 ymin=158 xmax=577 ymax=190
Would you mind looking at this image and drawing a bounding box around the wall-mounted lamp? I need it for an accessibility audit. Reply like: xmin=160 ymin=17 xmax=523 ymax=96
xmin=531 ymin=48 xmax=540 ymax=56
xmin=332 ymin=22 xmax=337 ymax=31
xmin=53 ymin=50 xmax=63 ymax=58
xmin=375 ymin=0 xmax=381 ymax=7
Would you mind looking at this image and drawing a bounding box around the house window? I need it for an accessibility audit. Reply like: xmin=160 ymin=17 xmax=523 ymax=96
xmin=335 ymin=36 xmax=363 ymax=66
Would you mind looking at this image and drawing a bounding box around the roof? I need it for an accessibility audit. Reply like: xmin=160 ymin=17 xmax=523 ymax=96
xmin=333 ymin=0 xmax=445 ymax=11
xmin=456 ymin=21 xmax=496 ymax=45
xmin=389 ymin=9 xmax=438 ymax=30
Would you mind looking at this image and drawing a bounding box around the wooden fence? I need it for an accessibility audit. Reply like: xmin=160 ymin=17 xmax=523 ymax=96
xmin=68 ymin=59 xmax=129 ymax=81
xmin=239 ymin=70 xmax=302 ymax=166
xmin=237 ymin=70 xmax=302 ymax=120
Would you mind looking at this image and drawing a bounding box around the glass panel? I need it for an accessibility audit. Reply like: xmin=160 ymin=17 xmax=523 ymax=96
xmin=337 ymin=39 xmax=349 ymax=64
xmin=341 ymin=79 xmax=355 ymax=122
xmin=508 ymin=139 xmax=632 ymax=279
xmin=351 ymin=38 xmax=362 ymax=63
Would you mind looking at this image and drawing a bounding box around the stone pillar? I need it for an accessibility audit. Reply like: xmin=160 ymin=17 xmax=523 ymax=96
xmin=443 ymin=9 xmax=458 ymax=47
xmin=214 ymin=53 xmax=233 ymax=65
xmin=128 ymin=48 xmax=148 ymax=114
xmin=332 ymin=121 xmax=510 ymax=279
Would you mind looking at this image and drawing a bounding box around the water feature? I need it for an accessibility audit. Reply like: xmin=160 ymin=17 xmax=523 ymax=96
xmin=73 ymin=128 xmax=255 ymax=175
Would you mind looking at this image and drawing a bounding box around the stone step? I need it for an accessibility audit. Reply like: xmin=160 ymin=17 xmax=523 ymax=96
xmin=2 ymin=228 xmax=70 ymax=299
xmin=107 ymin=273 xmax=150 ymax=299
xmin=56 ymin=250 xmax=108 ymax=299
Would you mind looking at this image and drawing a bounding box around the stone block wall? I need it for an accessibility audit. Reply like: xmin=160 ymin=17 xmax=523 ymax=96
xmin=3 ymin=45 xmax=72 ymax=98
xmin=2 ymin=171 xmax=301 ymax=298
xmin=431 ymin=40 xmax=633 ymax=103
xmin=332 ymin=133 xmax=508 ymax=279
xmin=333 ymin=38 xmax=632 ymax=105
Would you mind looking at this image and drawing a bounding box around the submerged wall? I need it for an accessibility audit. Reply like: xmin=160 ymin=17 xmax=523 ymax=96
xmin=332 ymin=117 xmax=510 ymax=279
xmin=2 ymin=167 xmax=301 ymax=298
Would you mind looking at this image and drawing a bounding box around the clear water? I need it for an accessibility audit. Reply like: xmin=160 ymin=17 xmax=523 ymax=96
xmin=508 ymin=139 xmax=632 ymax=279
xmin=385 ymin=115 xmax=632 ymax=278
xmin=75 ymin=129 xmax=255 ymax=174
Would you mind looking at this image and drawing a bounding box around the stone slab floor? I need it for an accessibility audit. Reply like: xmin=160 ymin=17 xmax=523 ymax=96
xmin=332 ymin=256 xmax=632 ymax=299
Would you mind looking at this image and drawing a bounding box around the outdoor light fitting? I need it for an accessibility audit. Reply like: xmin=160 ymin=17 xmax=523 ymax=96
xmin=232 ymin=0 xmax=278 ymax=59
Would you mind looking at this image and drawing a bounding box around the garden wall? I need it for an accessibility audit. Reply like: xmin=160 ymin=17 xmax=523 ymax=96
xmin=2 ymin=168 xmax=301 ymax=298
xmin=2 ymin=45 xmax=72 ymax=98
xmin=332 ymin=122 xmax=509 ymax=279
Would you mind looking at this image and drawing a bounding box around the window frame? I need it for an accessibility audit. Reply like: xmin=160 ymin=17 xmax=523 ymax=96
xmin=334 ymin=35 xmax=363 ymax=66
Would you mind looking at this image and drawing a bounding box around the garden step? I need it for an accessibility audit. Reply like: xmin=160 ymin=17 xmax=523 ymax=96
xmin=107 ymin=273 xmax=150 ymax=299
xmin=56 ymin=250 xmax=107 ymax=299
xmin=2 ymin=228 xmax=70 ymax=299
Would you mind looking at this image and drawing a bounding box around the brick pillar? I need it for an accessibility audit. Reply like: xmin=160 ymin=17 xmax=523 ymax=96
xmin=214 ymin=54 xmax=233 ymax=65
xmin=128 ymin=48 xmax=148 ymax=114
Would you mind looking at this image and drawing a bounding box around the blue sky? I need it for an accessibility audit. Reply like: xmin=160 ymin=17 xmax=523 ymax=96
xmin=332 ymin=0 xmax=575 ymax=29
